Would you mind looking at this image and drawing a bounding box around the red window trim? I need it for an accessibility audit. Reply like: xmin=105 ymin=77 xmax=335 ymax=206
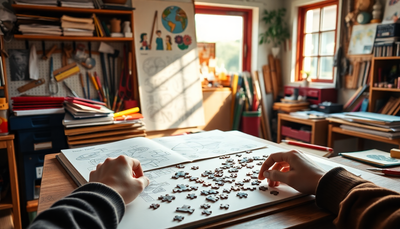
xmin=296 ymin=0 xmax=338 ymax=83
xmin=194 ymin=5 xmax=252 ymax=72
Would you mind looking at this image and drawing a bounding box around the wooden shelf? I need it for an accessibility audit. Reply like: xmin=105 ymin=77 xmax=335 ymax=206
xmin=373 ymin=56 xmax=400 ymax=60
xmin=14 ymin=34 xmax=133 ymax=41
xmin=331 ymin=126 xmax=400 ymax=146
xmin=371 ymin=87 xmax=400 ymax=92
xmin=12 ymin=4 xmax=133 ymax=15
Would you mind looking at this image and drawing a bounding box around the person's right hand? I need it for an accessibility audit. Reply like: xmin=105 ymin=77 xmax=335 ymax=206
xmin=258 ymin=150 xmax=326 ymax=195
xmin=89 ymin=155 xmax=149 ymax=204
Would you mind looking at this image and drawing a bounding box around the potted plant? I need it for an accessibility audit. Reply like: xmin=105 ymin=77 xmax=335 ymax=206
xmin=301 ymin=70 xmax=310 ymax=87
xmin=259 ymin=8 xmax=290 ymax=57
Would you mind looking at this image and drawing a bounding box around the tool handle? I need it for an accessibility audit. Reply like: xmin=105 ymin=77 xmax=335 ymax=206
xmin=43 ymin=44 xmax=57 ymax=60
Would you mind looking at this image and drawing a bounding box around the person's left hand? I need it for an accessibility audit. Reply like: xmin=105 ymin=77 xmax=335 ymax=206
xmin=89 ymin=155 xmax=149 ymax=204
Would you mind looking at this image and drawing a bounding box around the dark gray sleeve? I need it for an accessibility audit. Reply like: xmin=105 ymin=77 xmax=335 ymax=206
xmin=29 ymin=182 xmax=125 ymax=229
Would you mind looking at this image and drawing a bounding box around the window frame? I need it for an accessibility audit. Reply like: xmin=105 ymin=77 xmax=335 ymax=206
xmin=295 ymin=0 xmax=338 ymax=83
xmin=194 ymin=5 xmax=252 ymax=72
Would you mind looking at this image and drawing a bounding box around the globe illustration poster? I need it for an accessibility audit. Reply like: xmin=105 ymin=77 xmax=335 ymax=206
xmin=162 ymin=6 xmax=188 ymax=33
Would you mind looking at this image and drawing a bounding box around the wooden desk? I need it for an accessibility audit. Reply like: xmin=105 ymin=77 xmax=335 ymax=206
xmin=327 ymin=119 xmax=400 ymax=148
xmin=37 ymin=137 xmax=400 ymax=228
xmin=277 ymin=113 xmax=329 ymax=146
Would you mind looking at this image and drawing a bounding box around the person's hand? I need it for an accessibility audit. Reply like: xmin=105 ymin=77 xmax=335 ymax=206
xmin=258 ymin=150 xmax=326 ymax=195
xmin=89 ymin=155 xmax=149 ymax=204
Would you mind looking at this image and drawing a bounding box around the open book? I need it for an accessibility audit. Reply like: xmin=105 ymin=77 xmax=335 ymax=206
xmin=57 ymin=130 xmax=267 ymax=186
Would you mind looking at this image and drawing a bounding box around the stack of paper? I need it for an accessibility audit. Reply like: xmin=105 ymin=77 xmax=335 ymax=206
xmin=64 ymin=97 xmax=113 ymax=125
xmin=11 ymin=97 xmax=65 ymax=116
xmin=60 ymin=0 xmax=94 ymax=8
xmin=18 ymin=24 xmax=62 ymax=36
xmin=14 ymin=0 xmax=57 ymax=6
xmin=61 ymin=15 xmax=94 ymax=37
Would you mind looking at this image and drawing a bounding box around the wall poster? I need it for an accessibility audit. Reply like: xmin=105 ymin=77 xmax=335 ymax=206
xmin=133 ymin=0 xmax=205 ymax=131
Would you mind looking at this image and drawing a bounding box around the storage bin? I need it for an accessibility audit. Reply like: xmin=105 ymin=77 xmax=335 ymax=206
xmin=23 ymin=153 xmax=44 ymax=200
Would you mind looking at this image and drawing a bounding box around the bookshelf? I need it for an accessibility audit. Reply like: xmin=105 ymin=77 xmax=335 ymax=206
xmin=11 ymin=3 xmax=139 ymax=105
xmin=368 ymin=56 xmax=400 ymax=112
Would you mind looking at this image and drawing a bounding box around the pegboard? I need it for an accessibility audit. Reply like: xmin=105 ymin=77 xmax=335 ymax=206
xmin=3 ymin=39 xmax=127 ymax=103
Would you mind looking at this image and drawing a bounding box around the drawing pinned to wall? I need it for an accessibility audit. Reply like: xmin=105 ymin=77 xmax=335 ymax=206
xmin=382 ymin=0 xmax=400 ymax=23
xmin=134 ymin=0 xmax=205 ymax=131
xmin=140 ymin=33 xmax=149 ymax=50
xmin=166 ymin=35 xmax=173 ymax=50
xmin=9 ymin=49 xmax=29 ymax=81
xmin=155 ymin=30 xmax=164 ymax=50
xmin=162 ymin=6 xmax=188 ymax=33
xmin=175 ymin=35 xmax=192 ymax=50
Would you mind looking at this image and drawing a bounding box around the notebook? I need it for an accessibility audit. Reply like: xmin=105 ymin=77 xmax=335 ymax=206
xmin=340 ymin=149 xmax=400 ymax=167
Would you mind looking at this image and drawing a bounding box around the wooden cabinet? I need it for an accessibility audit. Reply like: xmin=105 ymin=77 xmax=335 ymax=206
xmin=368 ymin=56 xmax=400 ymax=112
xmin=277 ymin=113 xmax=329 ymax=146
xmin=284 ymin=86 xmax=337 ymax=105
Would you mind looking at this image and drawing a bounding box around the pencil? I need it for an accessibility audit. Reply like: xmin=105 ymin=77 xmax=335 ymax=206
xmin=89 ymin=73 xmax=103 ymax=101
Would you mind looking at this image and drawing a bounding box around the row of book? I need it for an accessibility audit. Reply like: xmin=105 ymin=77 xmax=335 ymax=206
xmin=343 ymin=84 xmax=369 ymax=112
xmin=14 ymin=0 xmax=134 ymax=10
xmin=61 ymin=15 xmax=94 ymax=37
xmin=377 ymin=96 xmax=400 ymax=115
xmin=349 ymin=60 xmax=371 ymax=89
xmin=373 ymin=37 xmax=400 ymax=57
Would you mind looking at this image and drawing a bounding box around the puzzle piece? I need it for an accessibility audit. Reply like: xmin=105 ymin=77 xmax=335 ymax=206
xmin=226 ymin=158 xmax=234 ymax=163
xmin=236 ymin=154 xmax=242 ymax=157
xmin=259 ymin=186 xmax=268 ymax=191
xmin=263 ymin=155 xmax=269 ymax=158
xmin=200 ymin=203 xmax=211 ymax=209
xmin=251 ymin=180 xmax=261 ymax=185
xmin=230 ymin=173 xmax=238 ymax=178
xmin=158 ymin=194 xmax=176 ymax=202
xmin=176 ymin=164 xmax=185 ymax=168
xmin=206 ymin=195 xmax=219 ymax=202
xmin=253 ymin=156 xmax=264 ymax=161
xmin=251 ymin=174 xmax=259 ymax=179
xmin=228 ymin=168 xmax=239 ymax=173
xmin=184 ymin=175 xmax=192 ymax=179
xmin=219 ymin=194 xmax=229 ymax=199
xmin=211 ymin=185 xmax=220 ymax=189
xmin=246 ymin=172 xmax=253 ymax=176
xmin=246 ymin=150 xmax=252 ymax=154
xmin=202 ymin=210 xmax=212 ymax=215
xmin=237 ymin=192 xmax=248 ymax=198
xmin=196 ymin=179 xmax=204 ymax=183
xmin=214 ymin=173 xmax=224 ymax=177
xmin=243 ymin=178 xmax=251 ymax=183
xmin=238 ymin=157 xmax=253 ymax=164
xmin=207 ymin=174 xmax=215 ymax=179
xmin=187 ymin=193 xmax=197 ymax=199
xmin=235 ymin=181 xmax=244 ymax=186
xmin=246 ymin=164 xmax=254 ymax=169
xmin=208 ymin=190 xmax=219 ymax=194
xmin=173 ymin=215 xmax=184 ymax=222
xmin=256 ymin=162 xmax=263 ymax=165
xmin=203 ymin=182 xmax=212 ymax=187
xmin=172 ymin=171 xmax=189 ymax=179
xmin=242 ymin=186 xmax=257 ymax=191
xmin=213 ymin=177 xmax=223 ymax=182
xmin=231 ymin=186 xmax=240 ymax=191
xmin=252 ymin=170 xmax=260 ymax=174
xmin=176 ymin=205 xmax=195 ymax=214
xmin=234 ymin=165 xmax=242 ymax=169
xmin=215 ymin=181 xmax=225 ymax=186
xmin=201 ymin=190 xmax=210 ymax=195
xmin=191 ymin=166 xmax=199 ymax=170
xmin=149 ymin=203 xmax=160 ymax=210
xmin=189 ymin=177 xmax=199 ymax=182
xmin=222 ymin=178 xmax=234 ymax=183
xmin=220 ymin=204 xmax=230 ymax=209
xmin=223 ymin=188 xmax=231 ymax=193
xmin=270 ymin=190 xmax=279 ymax=196
xmin=173 ymin=184 xmax=192 ymax=193
xmin=190 ymin=186 xmax=199 ymax=191
xmin=214 ymin=168 xmax=223 ymax=173
xmin=219 ymin=155 xmax=230 ymax=159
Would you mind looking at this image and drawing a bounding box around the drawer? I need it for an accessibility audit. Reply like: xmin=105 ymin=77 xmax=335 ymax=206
xmin=9 ymin=113 xmax=65 ymax=131
xmin=306 ymin=89 xmax=319 ymax=98
xmin=281 ymin=126 xmax=311 ymax=143
xmin=16 ymin=127 xmax=67 ymax=154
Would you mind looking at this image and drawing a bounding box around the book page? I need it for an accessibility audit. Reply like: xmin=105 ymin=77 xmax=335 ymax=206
xmin=61 ymin=137 xmax=190 ymax=181
xmin=152 ymin=130 xmax=268 ymax=161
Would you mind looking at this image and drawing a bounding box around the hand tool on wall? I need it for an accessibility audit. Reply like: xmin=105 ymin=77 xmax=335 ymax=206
xmin=83 ymin=42 xmax=95 ymax=69
xmin=17 ymin=78 xmax=45 ymax=93
xmin=86 ymin=72 xmax=90 ymax=99
xmin=100 ymin=53 xmax=110 ymax=107
xmin=48 ymin=57 xmax=59 ymax=95
xmin=43 ymin=44 xmax=57 ymax=60
xmin=90 ymin=72 xmax=103 ymax=101
xmin=79 ymin=73 xmax=87 ymax=99
xmin=94 ymin=72 xmax=106 ymax=104
xmin=63 ymin=81 xmax=79 ymax=98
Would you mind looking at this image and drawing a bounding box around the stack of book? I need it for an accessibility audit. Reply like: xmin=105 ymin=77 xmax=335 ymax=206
xmin=16 ymin=14 xmax=61 ymax=36
xmin=329 ymin=112 xmax=400 ymax=140
xmin=61 ymin=15 xmax=94 ymax=37
xmin=14 ymin=0 xmax=57 ymax=6
xmin=63 ymin=97 xmax=146 ymax=146
xmin=11 ymin=97 xmax=65 ymax=116
xmin=373 ymin=37 xmax=400 ymax=57
xmin=376 ymin=96 xmax=400 ymax=115
xmin=60 ymin=0 xmax=94 ymax=8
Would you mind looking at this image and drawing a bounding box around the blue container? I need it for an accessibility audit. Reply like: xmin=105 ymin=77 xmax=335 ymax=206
xmin=23 ymin=153 xmax=44 ymax=200
xmin=9 ymin=114 xmax=64 ymax=131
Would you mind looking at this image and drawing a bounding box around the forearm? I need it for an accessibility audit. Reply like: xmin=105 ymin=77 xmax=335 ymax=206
xmin=316 ymin=167 xmax=400 ymax=229
xmin=29 ymin=182 xmax=125 ymax=229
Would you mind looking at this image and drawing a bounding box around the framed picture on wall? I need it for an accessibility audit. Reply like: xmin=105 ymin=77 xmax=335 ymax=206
xmin=197 ymin=42 xmax=215 ymax=67
xmin=382 ymin=0 xmax=400 ymax=24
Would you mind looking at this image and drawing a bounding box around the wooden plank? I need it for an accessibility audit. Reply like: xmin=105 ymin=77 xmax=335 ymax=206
xmin=64 ymin=123 xmax=142 ymax=136
xmin=67 ymin=129 xmax=145 ymax=141
xmin=262 ymin=65 xmax=273 ymax=94
xmin=67 ymin=133 xmax=147 ymax=146
xmin=268 ymin=55 xmax=279 ymax=101
xmin=275 ymin=58 xmax=282 ymax=90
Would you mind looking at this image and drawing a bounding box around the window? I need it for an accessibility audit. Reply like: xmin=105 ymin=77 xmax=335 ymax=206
xmin=296 ymin=0 xmax=338 ymax=83
xmin=194 ymin=5 xmax=252 ymax=73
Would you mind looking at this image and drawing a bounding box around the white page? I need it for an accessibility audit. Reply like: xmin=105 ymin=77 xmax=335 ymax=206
xmin=61 ymin=137 xmax=190 ymax=181
xmin=152 ymin=130 xmax=268 ymax=161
